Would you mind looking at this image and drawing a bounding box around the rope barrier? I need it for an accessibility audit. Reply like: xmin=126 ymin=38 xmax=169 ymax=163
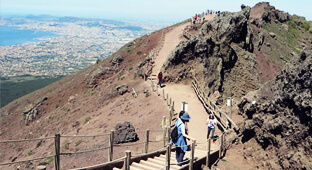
xmin=61 ymin=145 xmax=110 ymax=155
xmin=113 ymin=141 xmax=146 ymax=147
xmin=61 ymin=134 xmax=109 ymax=138
xmin=0 ymin=155 xmax=54 ymax=166
xmin=0 ymin=136 xmax=54 ymax=143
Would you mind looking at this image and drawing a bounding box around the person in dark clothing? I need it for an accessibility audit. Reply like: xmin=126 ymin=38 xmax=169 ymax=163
xmin=157 ymin=72 xmax=163 ymax=88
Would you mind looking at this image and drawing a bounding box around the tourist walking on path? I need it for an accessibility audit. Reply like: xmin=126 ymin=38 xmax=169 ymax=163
xmin=157 ymin=72 xmax=163 ymax=88
xmin=206 ymin=114 xmax=217 ymax=143
xmin=179 ymin=111 xmax=189 ymax=147
xmin=172 ymin=112 xmax=196 ymax=166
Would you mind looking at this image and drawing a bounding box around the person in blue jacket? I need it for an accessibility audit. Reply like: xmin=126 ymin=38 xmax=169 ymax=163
xmin=172 ymin=112 xmax=196 ymax=166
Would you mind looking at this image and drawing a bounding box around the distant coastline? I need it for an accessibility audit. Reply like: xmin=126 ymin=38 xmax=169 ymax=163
xmin=0 ymin=25 xmax=55 ymax=46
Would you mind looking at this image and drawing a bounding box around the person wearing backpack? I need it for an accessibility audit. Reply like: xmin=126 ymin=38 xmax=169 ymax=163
xmin=171 ymin=112 xmax=196 ymax=166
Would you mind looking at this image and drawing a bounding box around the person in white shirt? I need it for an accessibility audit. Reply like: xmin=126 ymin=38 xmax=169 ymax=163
xmin=206 ymin=114 xmax=217 ymax=143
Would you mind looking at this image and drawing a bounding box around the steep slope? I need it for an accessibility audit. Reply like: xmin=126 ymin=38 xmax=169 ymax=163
xmin=0 ymin=25 xmax=175 ymax=169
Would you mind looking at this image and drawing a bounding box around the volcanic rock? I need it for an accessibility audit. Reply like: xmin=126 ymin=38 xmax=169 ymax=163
xmin=238 ymin=48 xmax=312 ymax=169
xmin=113 ymin=122 xmax=139 ymax=144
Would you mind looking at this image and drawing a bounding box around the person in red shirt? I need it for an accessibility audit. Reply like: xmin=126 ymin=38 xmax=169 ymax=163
xmin=157 ymin=72 xmax=163 ymax=88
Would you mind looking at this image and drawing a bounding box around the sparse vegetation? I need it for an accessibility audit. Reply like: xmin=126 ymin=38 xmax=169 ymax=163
xmin=129 ymin=67 xmax=133 ymax=70
xmin=57 ymin=115 xmax=63 ymax=120
xmin=27 ymin=151 xmax=33 ymax=156
xmin=55 ymin=104 xmax=59 ymax=108
xmin=301 ymin=22 xmax=310 ymax=31
xmin=84 ymin=117 xmax=91 ymax=124
xmin=75 ymin=140 xmax=83 ymax=147
xmin=39 ymin=156 xmax=54 ymax=165
xmin=145 ymin=92 xmax=151 ymax=98
xmin=64 ymin=140 xmax=70 ymax=150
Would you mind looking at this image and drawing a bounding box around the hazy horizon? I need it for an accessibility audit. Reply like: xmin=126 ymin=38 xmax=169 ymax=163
xmin=1 ymin=0 xmax=312 ymax=23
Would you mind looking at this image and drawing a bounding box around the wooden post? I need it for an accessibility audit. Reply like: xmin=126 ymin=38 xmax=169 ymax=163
xmin=169 ymin=97 xmax=171 ymax=106
xmin=156 ymin=85 xmax=159 ymax=96
xmin=145 ymin=129 xmax=150 ymax=153
xmin=163 ymin=126 xmax=167 ymax=147
xmin=124 ymin=150 xmax=131 ymax=170
xmin=162 ymin=116 xmax=166 ymax=128
xmin=172 ymin=100 xmax=175 ymax=112
xmin=151 ymin=80 xmax=154 ymax=91
xmin=167 ymin=127 xmax=171 ymax=144
xmin=189 ymin=142 xmax=195 ymax=170
xmin=219 ymin=134 xmax=223 ymax=158
xmin=54 ymin=133 xmax=60 ymax=170
xmin=166 ymin=93 xmax=169 ymax=102
xmin=166 ymin=144 xmax=171 ymax=170
xmin=108 ymin=130 xmax=114 ymax=161
xmin=206 ymin=137 xmax=211 ymax=167
xmin=169 ymin=109 xmax=172 ymax=128
xmin=163 ymin=89 xmax=165 ymax=100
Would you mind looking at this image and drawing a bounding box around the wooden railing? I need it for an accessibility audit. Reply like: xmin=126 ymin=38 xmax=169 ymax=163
xmin=192 ymin=77 xmax=239 ymax=131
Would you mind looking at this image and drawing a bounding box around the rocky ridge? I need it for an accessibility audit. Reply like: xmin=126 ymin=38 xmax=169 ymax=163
xmin=238 ymin=48 xmax=312 ymax=169
xmin=162 ymin=6 xmax=259 ymax=101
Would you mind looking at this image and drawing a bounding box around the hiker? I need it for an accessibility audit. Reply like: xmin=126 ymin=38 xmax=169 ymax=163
xmin=206 ymin=114 xmax=217 ymax=143
xmin=173 ymin=112 xmax=196 ymax=166
xmin=157 ymin=72 xmax=163 ymax=88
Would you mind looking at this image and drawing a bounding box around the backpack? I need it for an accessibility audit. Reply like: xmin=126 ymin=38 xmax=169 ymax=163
xmin=171 ymin=126 xmax=178 ymax=143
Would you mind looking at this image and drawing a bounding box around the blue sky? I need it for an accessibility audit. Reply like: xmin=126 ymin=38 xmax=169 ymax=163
xmin=1 ymin=0 xmax=311 ymax=23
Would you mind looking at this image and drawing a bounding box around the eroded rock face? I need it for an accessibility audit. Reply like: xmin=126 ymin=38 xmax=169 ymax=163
xmin=163 ymin=6 xmax=259 ymax=100
xmin=239 ymin=49 xmax=312 ymax=169
xmin=113 ymin=122 xmax=139 ymax=144
xmin=23 ymin=97 xmax=48 ymax=125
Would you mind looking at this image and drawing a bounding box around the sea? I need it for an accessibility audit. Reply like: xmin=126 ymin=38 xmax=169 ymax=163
xmin=0 ymin=25 xmax=55 ymax=46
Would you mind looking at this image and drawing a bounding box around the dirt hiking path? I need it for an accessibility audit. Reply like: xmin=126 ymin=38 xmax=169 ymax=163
xmin=150 ymin=16 xmax=220 ymax=150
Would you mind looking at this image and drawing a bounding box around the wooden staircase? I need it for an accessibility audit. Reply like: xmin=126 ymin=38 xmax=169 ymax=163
xmin=113 ymin=149 xmax=209 ymax=170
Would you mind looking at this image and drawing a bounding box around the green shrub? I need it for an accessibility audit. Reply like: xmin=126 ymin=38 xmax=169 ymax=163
xmin=289 ymin=20 xmax=297 ymax=28
xmin=129 ymin=67 xmax=133 ymax=70
xmin=145 ymin=92 xmax=150 ymax=98
xmin=84 ymin=117 xmax=91 ymax=124
xmin=27 ymin=151 xmax=33 ymax=156
xmin=301 ymin=22 xmax=311 ymax=31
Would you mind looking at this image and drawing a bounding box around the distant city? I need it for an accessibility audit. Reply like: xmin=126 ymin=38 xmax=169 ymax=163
xmin=0 ymin=15 xmax=169 ymax=77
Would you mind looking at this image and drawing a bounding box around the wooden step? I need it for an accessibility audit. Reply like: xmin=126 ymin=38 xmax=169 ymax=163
xmin=153 ymin=156 xmax=166 ymax=162
xmin=127 ymin=165 xmax=141 ymax=170
xmin=131 ymin=162 xmax=155 ymax=170
xmin=146 ymin=157 xmax=165 ymax=167
xmin=112 ymin=167 xmax=122 ymax=170
xmin=140 ymin=159 xmax=164 ymax=169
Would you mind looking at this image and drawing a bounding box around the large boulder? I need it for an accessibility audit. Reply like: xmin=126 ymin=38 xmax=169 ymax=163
xmin=113 ymin=122 xmax=139 ymax=144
